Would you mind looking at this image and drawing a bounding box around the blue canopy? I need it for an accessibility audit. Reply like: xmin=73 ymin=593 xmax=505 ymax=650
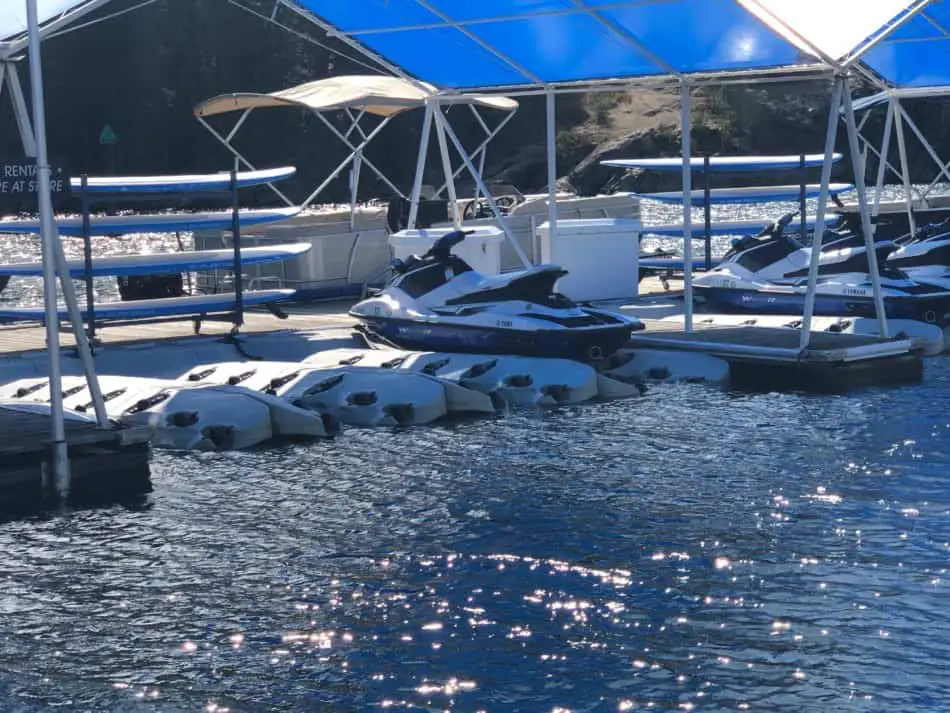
xmin=861 ymin=2 xmax=950 ymax=88
xmin=286 ymin=0 xmax=932 ymax=91
xmin=292 ymin=0 xmax=820 ymax=89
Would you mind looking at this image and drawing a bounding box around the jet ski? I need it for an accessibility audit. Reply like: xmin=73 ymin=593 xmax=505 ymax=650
xmin=350 ymin=229 xmax=641 ymax=361
xmin=693 ymin=212 xmax=950 ymax=325
xmin=886 ymin=217 xmax=950 ymax=290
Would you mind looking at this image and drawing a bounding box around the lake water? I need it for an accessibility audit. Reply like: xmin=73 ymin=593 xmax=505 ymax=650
xmin=1 ymin=365 xmax=949 ymax=711
xmin=1 ymin=194 xmax=949 ymax=710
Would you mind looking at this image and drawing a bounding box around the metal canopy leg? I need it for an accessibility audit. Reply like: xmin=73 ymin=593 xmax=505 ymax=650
xmin=871 ymin=100 xmax=894 ymax=220
xmin=800 ymin=76 xmax=845 ymax=350
xmin=545 ymin=90 xmax=558 ymax=262
xmin=892 ymin=99 xmax=917 ymax=237
xmin=433 ymin=103 xmax=462 ymax=228
xmin=26 ymin=0 xmax=67 ymax=496
xmin=680 ymin=82 xmax=694 ymax=333
xmin=842 ymin=78 xmax=888 ymax=339
xmin=407 ymin=101 xmax=435 ymax=230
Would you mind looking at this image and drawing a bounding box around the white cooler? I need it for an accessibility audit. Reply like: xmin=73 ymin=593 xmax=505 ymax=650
xmin=537 ymin=218 xmax=641 ymax=302
xmin=389 ymin=226 xmax=505 ymax=276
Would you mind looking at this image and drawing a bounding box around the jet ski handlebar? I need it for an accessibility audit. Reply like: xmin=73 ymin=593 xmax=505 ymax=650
xmin=390 ymin=229 xmax=476 ymax=275
xmin=756 ymin=211 xmax=799 ymax=238
xmin=423 ymin=229 xmax=476 ymax=261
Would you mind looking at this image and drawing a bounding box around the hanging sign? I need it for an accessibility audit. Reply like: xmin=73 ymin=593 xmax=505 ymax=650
xmin=0 ymin=161 xmax=71 ymax=215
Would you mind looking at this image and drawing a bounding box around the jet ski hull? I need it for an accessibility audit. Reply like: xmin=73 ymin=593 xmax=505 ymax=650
xmin=354 ymin=317 xmax=636 ymax=361
xmin=697 ymin=286 xmax=950 ymax=325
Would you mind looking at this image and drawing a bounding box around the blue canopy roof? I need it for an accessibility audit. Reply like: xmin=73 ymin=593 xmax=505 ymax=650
xmin=292 ymin=0 xmax=813 ymax=88
xmin=861 ymin=1 xmax=950 ymax=88
xmin=286 ymin=0 xmax=934 ymax=91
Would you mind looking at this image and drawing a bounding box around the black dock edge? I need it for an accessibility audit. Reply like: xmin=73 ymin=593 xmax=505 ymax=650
xmin=727 ymin=353 xmax=924 ymax=393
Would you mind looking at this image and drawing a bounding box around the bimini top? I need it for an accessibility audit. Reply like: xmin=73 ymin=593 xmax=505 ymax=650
xmin=194 ymin=74 xmax=519 ymax=119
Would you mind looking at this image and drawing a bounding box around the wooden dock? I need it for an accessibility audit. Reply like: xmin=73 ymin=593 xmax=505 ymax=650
xmin=0 ymin=404 xmax=152 ymax=512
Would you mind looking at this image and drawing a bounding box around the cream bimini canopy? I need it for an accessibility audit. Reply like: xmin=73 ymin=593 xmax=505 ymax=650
xmin=194 ymin=74 xmax=519 ymax=119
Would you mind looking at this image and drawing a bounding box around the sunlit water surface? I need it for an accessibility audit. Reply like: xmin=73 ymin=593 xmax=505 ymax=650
xmin=1 ymin=370 xmax=949 ymax=711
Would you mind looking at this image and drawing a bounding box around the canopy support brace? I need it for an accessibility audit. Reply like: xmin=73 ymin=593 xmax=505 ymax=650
xmin=433 ymin=106 xmax=516 ymax=200
xmin=2 ymin=61 xmax=38 ymax=157
xmin=432 ymin=108 xmax=530 ymax=268
xmin=314 ymin=111 xmax=407 ymax=202
xmin=195 ymin=112 xmax=295 ymax=207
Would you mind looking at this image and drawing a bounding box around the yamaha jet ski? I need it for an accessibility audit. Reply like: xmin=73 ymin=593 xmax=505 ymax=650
xmin=694 ymin=212 xmax=950 ymax=325
xmin=350 ymin=229 xmax=641 ymax=361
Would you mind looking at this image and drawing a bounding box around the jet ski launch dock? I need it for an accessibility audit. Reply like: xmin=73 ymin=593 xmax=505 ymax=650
xmin=626 ymin=316 xmax=922 ymax=392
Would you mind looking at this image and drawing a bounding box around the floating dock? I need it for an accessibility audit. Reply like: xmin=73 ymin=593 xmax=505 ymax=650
xmin=0 ymin=404 xmax=151 ymax=512
xmin=629 ymin=320 xmax=923 ymax=391
xmin=0 ymin=295 xmax=926 ymax=409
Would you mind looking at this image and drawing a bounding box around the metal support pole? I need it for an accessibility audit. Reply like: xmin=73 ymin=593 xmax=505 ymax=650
xmin=433 ymin=104 xmax=461 ymax=229
xmin=842 ymin=79 xmax=888 ymax=339
xmin=349 ymin=150 xmax=362 ymax=232
xmin=546 ymin=90 xmax=558 ymax=265
xmin=799 ymin=153 xmax=807 ymax=243
xmin=26 ymin=0 xmax=68 ymax=496
xmin=434 ymin=109 xmax=530 ymax=268
xmin=872 ymin=100 xmax=894 ymax=222
xmin=80 ymin=175 xmax=96 ymax=341
xmin=231 ymin=162 xmax=244 ymax=330
xmin=680 ymin=82 xmax=693 ymax=332
xmin=407 ymin=101 xmax=434 ymax=230
xmin=800 ymin=77 xmax=845 ymax=350
xmin=702 ymin=155 xmax=711 ymax=271
xmin=892 ymin=98 xmax=917 ymax=237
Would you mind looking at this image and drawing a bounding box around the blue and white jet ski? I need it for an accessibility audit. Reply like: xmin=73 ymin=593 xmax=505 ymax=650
xmin=693 ymin=212 xmax=950 ymax=325
xmin=886 ymin=217 xmax=950 ymax=291
xmin=350 ymin=229 xmax=641 ymax=361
